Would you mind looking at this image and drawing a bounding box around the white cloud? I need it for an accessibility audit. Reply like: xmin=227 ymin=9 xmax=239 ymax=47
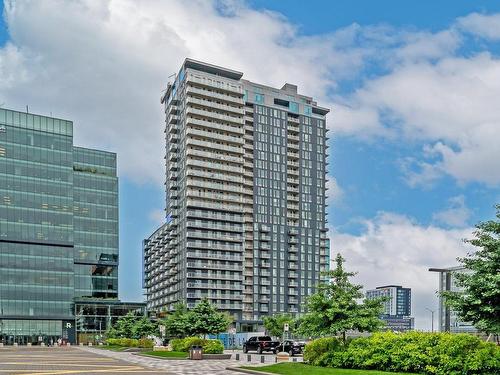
xmin=332 ymin=212 xmax=473 ymax=331
xmin=432 ymin=195 xmax=472 ymax=227
xmin=337 ymin=53 xmax=500 ymax=186
xmin=326 ymin=175 xmax=344 ymax=205
xmin=0 ymin=0 xmax=370 ymax=184
xmin=457 ymin=12 xmax=500 ymax=40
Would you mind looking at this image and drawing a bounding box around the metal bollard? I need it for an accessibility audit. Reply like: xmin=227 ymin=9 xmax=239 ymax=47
xmin=293 ymin=357 xmax=297 ymax=362
xmin=261 ymin=355 xmax=265 ymax=363
xmin=235 ymin=353 xmax=240 ymax=360
xmin=247 ymin=354 xmax=251 ymax=362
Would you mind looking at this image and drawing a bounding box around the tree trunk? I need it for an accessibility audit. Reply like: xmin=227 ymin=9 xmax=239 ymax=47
xmin=342 ymin=331 xmax=346 ymax=345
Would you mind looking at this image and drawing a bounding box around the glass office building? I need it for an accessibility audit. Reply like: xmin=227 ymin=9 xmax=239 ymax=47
xmin=0 ymin=108 xmax=142 ymax=345
xmin=144 ymin=59 xmax=330 ymax=327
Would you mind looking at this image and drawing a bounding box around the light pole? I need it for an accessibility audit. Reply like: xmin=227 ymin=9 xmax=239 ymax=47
xmin=425 ymin=308 xmax=435 ymax=332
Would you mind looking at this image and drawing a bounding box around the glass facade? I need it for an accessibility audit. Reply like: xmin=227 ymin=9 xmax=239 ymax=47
xmin=73 ymin=147 xmax=118 ymax=300
xmin=0 ymin=108 xmax=132 ymax=345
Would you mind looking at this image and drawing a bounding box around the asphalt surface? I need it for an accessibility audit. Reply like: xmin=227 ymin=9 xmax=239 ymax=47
xmin=0 ymin=346 xmax=161 ymax=374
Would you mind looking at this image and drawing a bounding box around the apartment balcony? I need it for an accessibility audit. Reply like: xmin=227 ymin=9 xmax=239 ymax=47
xmin=289 ymin=254 xmax=298 ymax=261
xmin=261 ymin=261 xmax=271 ymax=268
xmin=186 ymin=169 xmax=242 ymax=184
xmin=260 ymin=242 xmax=270 ymax=250
xmin=288 ymin=134 xmax=299 ymax=142
xmin=287 ymin=185 xmax=299 ymax=193
xmin=186 ymin=127 xmax=243 ymax=145
xmin=186 ymin=148 xmax=242 ymax=164
xmin=244 ymin=115 xmax=254 ymax=123
xmin=287 ymin=177 xmax=299 ymax=185
xmin=261 ymin=270 xmax=271 ymax=277
xmin=186 ymin=85 xmax=244 ymax=106
xmin=243 ymin=133 xmax=254 ymax=142
xmin=186 ymin=96 xmax=245 ymax=115
xmin=288 ymin=271 xmax=298 ymax=278
xmin=186 ymin=138 xmax=243 ymax=155
xmin=260 ymin=279 xmax=270 ymax=286
xmin=186 ymin=107 xmax=244 ymax=127
xmin=186 ymin=74 xmax=244 ymax=95
xmin=289 ymin=281 xmax=298 ymax=287
xmin=288 ymin=141 xmax=299 ymax=150
xmin=287 ymin=203 xmax=299 ymax=211
xmin=244 ymin=269 xmax=253 ymax=277
xmin=187 ymin=272 xmax=237 ymax=281
xmin=289 ymin=246 xmax=298 ymax=253
xmin=186 ymin=190 xmax=242 ymax=204
xmin=288 ymin=263 xmax=298 ymax=270
xmin=186 ymin=251 xmax=243 ymax=262
xmin=288 ymin=116 xmax=299 ymax=123
xmin=186 ymin=241 xmax=243 ymax=252
xmin=287 ymin=195 xmax=299 ymax=203
xmin=288 ymin=212 xmax=299 ymax=219
xmin=255 ymin=250 xmax=269 ymax=260
xmin=187 ymin=262 xmax=242 ymax=271
xmin=287 ymin=150 xmax=299 ymax=159
xmin=186 ymin=292 xmax=242 ymax=300
xmin=287 ymin=168 xmax=299 ymax=176
xmin=259 ymin=297 xmax=270 ymax=303
xmin=186 ymin=282 xmax=242 ymax=291
xmin=261 ymin=225 xmax=270 ymax=232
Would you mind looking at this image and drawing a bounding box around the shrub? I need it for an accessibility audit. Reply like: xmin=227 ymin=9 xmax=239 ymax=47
xmin=338 ymin=331 xmax=500 ymax=375
xmin=137 ymin=338 xmax=154 ymax=348
xmin=169 ymin=337 xmax=224 ymax=354
xmin=106 ymin=338 xmax=139 ymax=347
xmin=203 ymin=339 xmax=224 ymax=354
xmin=304 ymin=337 xmax=343 ymax=366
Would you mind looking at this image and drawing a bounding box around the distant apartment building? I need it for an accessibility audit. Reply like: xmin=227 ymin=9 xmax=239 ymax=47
xmin=429 ymin=266 xmax=477 ymax=333
xmin=0 ymin=108 xmax=144 ymax=345
xmin=143 ymin=59 xmax=330 ymax=327
xmin=366 ymin=285 xmax=414 ymax=331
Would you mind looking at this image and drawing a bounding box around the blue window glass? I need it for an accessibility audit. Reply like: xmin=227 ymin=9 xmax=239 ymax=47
xmin=304 ymin=106 xmax=312 ymax=115
xmin=289 ymin=101 xmax=298 ymax=113
xmin=255 ymin=93 xmax=264 ymax=104
xmin=243 ymin=90 xmax=248 ymax=102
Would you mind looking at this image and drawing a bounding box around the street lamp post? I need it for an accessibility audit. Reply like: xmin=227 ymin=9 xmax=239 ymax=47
xmin=425 ymin=308 xmax=435 ymax=332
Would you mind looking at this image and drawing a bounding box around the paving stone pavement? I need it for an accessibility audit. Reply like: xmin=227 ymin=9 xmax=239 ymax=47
xmin=80 ymin=347 xmax=247 ymax=375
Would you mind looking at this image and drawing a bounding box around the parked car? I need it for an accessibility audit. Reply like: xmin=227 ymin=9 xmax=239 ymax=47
xmin=275 ymin=340 xmax=305 ymax=356
xmin=242 ymin=336 xmax=280 ymax=354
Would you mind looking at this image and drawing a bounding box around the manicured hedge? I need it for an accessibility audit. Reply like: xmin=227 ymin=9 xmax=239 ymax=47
xmin=170 ymin=337 xmax=224 ymax=354
xmin=106 ymin=337 xmax=154 ymax=348
xmin=304 ymin=332 xmax=500 ymax=375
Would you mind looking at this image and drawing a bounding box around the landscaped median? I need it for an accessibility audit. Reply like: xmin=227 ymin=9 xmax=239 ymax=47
xmin=236 ymin=363 xmax=417 ymax=375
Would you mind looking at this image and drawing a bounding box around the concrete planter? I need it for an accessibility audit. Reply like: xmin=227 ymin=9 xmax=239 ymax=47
xmin=202 ymin=353 xmax=232 ymax=360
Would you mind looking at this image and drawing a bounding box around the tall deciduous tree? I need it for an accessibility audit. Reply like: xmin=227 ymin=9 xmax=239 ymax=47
xmin=163 ymin=302 xmax=192 ymax=338
xmin=298 ymin=253 xmax=385 ymax=343
xmin=443 ymin=204 xmax=500 ymax=340
xmin=187 ymin=298 xmax=233 ymax=338
xmin=262 ymin=314 xmax=296 ymax=338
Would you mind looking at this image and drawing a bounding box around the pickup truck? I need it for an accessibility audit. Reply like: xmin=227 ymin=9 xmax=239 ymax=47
xmin=242 ymin=336 xmax=280 ymax=354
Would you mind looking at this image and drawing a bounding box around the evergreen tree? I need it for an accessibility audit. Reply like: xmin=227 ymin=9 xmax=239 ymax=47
xmin=298 ymin=253 xmax=385 ymax=343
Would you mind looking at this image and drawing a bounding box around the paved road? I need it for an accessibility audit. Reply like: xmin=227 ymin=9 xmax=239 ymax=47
xmin=0 ymin=346 xmax=300 ymax=374
xmin=0 ymin=346 xmax=160 ymax=374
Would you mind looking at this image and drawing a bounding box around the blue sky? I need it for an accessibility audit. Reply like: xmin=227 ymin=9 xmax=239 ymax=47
xmin=1 ymin=0 xmax=499 ymax=329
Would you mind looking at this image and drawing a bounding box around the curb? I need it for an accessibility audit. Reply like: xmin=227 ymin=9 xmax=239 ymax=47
xmin=134 ymin=352 xmax=188 ymax=360
xmin=225 ymin=367 xmax=272 ymax=375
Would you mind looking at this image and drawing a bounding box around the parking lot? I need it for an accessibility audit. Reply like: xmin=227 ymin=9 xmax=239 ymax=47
xmin=0 ymin=346 xmax=159 ymax=374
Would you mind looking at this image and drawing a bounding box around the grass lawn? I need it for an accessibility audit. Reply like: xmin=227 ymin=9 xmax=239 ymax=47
xmin=139 ymin=351 xmax=188 ymax=359
xmin=241 ymin=363 xmax=418 ymax=375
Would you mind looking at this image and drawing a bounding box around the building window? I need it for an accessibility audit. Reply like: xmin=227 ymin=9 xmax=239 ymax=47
xmin=255 ymin=94 xmax=264 ymax=104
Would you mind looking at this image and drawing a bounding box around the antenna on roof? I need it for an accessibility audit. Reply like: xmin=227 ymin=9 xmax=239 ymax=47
xmin=26 ymin=105 xmax=29 ymax=113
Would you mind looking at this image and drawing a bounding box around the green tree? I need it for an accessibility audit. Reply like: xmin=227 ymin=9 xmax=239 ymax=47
xmin=107 ymin=312 xmax=139 ymax=338
xmin=106 ymin=312 xmax=158 ymax=339
xmin=298 ymin=253 xmax=385 ymax=343
xmin=443 ymin=204 xmax=500 ymax=341
xmin=131 ymin=316 xmax=159 ymax=339
xmin=163 ymin=302 xmax=192 ymax=338
xmin=187 ymin=298 xmax=233 ymax=338
xmin=262 ymin=314 xmax=296 ymax=338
